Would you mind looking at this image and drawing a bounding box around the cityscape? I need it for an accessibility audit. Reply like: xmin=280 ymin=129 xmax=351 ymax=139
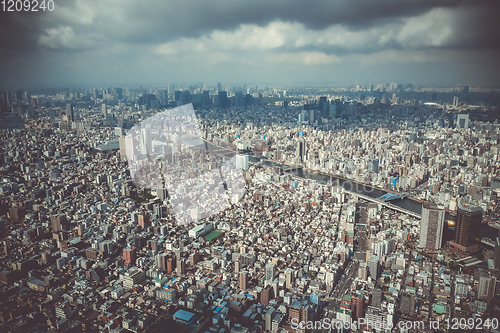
xmin=1 ymin=1 xmax=500 ymax=333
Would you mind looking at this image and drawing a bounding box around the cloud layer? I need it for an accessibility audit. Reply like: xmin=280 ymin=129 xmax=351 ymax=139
xmin=0 ymin=0 xmax=499 ymax=87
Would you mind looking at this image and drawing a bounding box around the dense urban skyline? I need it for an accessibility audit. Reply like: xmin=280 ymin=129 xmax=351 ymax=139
xmin=1 ymin=0 xmax=500 ymax=87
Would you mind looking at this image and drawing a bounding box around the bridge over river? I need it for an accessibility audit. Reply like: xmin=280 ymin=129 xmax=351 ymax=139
xmin=345 ymin=191 xmax=421 ymax=219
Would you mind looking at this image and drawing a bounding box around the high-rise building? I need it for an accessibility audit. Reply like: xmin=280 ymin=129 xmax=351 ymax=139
xmin=176 ymin=258 xmax=186 ymax=275
xmin=217 ymin=82 xmax=222 ymax=92
xmin=139 ymin=127 xmax=152 ymax=155
xmin=123 ymin=247 xmax=136 ymax=265
xmin=494 ymin=230 xmax=500 ymax=270
xmin=115 ymin=87 xmax=123 ymax=100
xmin=50 ymin=214 xmax=68 ymax=232
xmin=285 ymin=268 xmax=294 ymax=289
xmin=236 ymin=155 xmax=249 ymax=170
xmin=239 ymin=270 xmax=248 ymax=290
xmin=265 ymin=308 xmax=275 ymax=332
xmin=319 ymin=96 xmax=328 ymax=117
xmin=477 ymin=269 xmax=496 ymax=300
xmin=400 ymin=294 xmax=415 ymax=317
xmin=138 ymin=213 xmax=150 ymax=229
xmin=261 ymin=286 xmax=271 ymax=304
xmin=418 ymin=203 xmax=445 ymax=250
xmin=167 ymin=256 xmax=176 ymax=274
xmin=309 ymin=109 xmax=315 ymax=125
xmin=369 ymin=159 xmax=379 ymax=173
xmin=66 ymin=104 xmax=74 ymax=122
xmin=456 ymin=114 xmax=469 ymax=129
xmin=218 ymin=91 xmax=228 ymax=107
xmin=358 ymin=262 xmax=368 ymax=280
xmin=119 ymin=136 xmax=135 ymax=160
xmin=367 ymin=255 xmax=380 ymax=280
xmin=450 ymin=203 xmax=482 ymax=254
xmin=102 ymin=103 xmax=107 ymax=117
xmin=265 ymin=262 xmax=276 ymax=284
xmin=296 ymin=141 xmax=305 ymax=161
xmin=350 ymin=295 xmax=364 ymax=320
xmin=288 ymin=302 xmax=309 ymax=327
xmin=371 ymin=289 xmax=383 ymax=308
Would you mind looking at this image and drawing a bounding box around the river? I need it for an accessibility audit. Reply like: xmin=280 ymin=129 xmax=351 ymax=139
xmin=204 ymin=142 xmax=496 ymax=245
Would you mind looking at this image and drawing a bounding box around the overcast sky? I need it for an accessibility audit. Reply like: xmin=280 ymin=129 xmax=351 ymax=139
xmin=1 ymin=0 xmax=499 ymax=88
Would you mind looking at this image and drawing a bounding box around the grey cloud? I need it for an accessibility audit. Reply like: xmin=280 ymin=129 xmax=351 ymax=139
xmin=1 ymin=0 xmax=499 ymax=87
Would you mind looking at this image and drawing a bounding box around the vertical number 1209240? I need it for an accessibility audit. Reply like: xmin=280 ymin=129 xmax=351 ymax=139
xmin=2 ymin=0 xmax=54 ymax=11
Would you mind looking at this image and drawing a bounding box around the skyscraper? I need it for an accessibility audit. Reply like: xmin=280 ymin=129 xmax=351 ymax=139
xmin=285 ymin=268 xmax=294 ymax=289
xmin=102 ymin=103 xmax=107 ymax=117
xmin=261 ymin=286 xmax=271 ymax=304
xmin=367 ymin=255 xmax=379 ymax=280
xmin=123 ymin=247 xmax=136 ymax=265
xmin=369 ymin=159 xmax=379 ymax=173
xmin=236 ymin=155 xmax=249 ymax=170
xmin=309 ymin=109 xmax=315 ymax=125
xmin=418 ymin=203 xmax=445 ymax=250
xmin=239 ymin=270 xmax=248 ymax=290
xmin=477 ymin=269 xmax=496 ymax=300
xmin=119 ymin=136 xmax=136 ymax=160
xmin=296 ymin=140 xmax=305 ymax=161
xmin=265 ymin=262 xmax=276 ymax=284
xmin=176 ymin=258 xmax=186 ymax=275
xmin=494 ymin=229 xmax=500 ymax=270
xmin=66 ymin=104 xmax=74 ymax=122
xmin=218 ymin=91 xmax=228 ymax=107
xmin=450 ymin=203 xmax=482 ymax=254
xmin=456 ymin=114 xmax=469 ymax=129
xmin=51 ymin=214 xmax=68 ymax=232
xmin=140 ymin=127 xmax=152 ymax=155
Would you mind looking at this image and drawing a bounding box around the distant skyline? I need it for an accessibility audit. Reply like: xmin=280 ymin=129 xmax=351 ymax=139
xmin=1 ymin=0 xmax=500 ymax=88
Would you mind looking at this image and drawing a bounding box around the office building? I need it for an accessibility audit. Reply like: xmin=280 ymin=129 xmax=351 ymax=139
xmin=369 ymin=159 xmax=379 ymax=173
xmin=176 ymin=258 xmax=186 ymax=275
xmin=367 ymin=255 xmax=380 ymax=280
xmin=236 ymin=154 xmax=249 ymax=170
xmin=51 ymin=214 xmax=68 ymax=232
xmin=66 ymin=104 xmax=74 ymax=122
xmin=371 ymin=289 xmax=383 ymax=308
xmin=265 ymin=308 xmax=275 ymax=332
xmin=296 ymin=140 xmax=305 ymax=161
xmin=288 ymin=302 xmax=309 ymax=326
xmin=239 ymin=270 xmax=248 ymax=290
xmin=418 ymin=203 xmax=445 ymax=250
xmin=138 ymin=213 xmax=150 ymax=229
xmin=122 ymin=268 xmax=145 ymax=289
xmin=123 ymin=247 xmax=136 ymax=265
xmin=477 ymin=270 xmax=496 ymax=301
xmin=400 ymin=294 xmax=415 ymax=317
xmin=119 ymin=136 xmax=135 ymax=160
xmin=449 ymin=203 xmax=482 ymax=254
xmin=456 ymin=114 xmax=469 ymax=129
xmin=285 ymin=268 xmax=294 ymax=289
xmin=358 ymin=262 xmax=368 ymax=280
xmin=494 ymin=230 xmax=500 ymax=270
xmin=140 ymin=127 xmax=152 ymax=155
xmin=261 ymin=286 xmax=271 ymax=305
xmin=265 ymin=262 xmax=276 ymax=284
xmin=309 ymin=109 xmax=315 ymax=125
